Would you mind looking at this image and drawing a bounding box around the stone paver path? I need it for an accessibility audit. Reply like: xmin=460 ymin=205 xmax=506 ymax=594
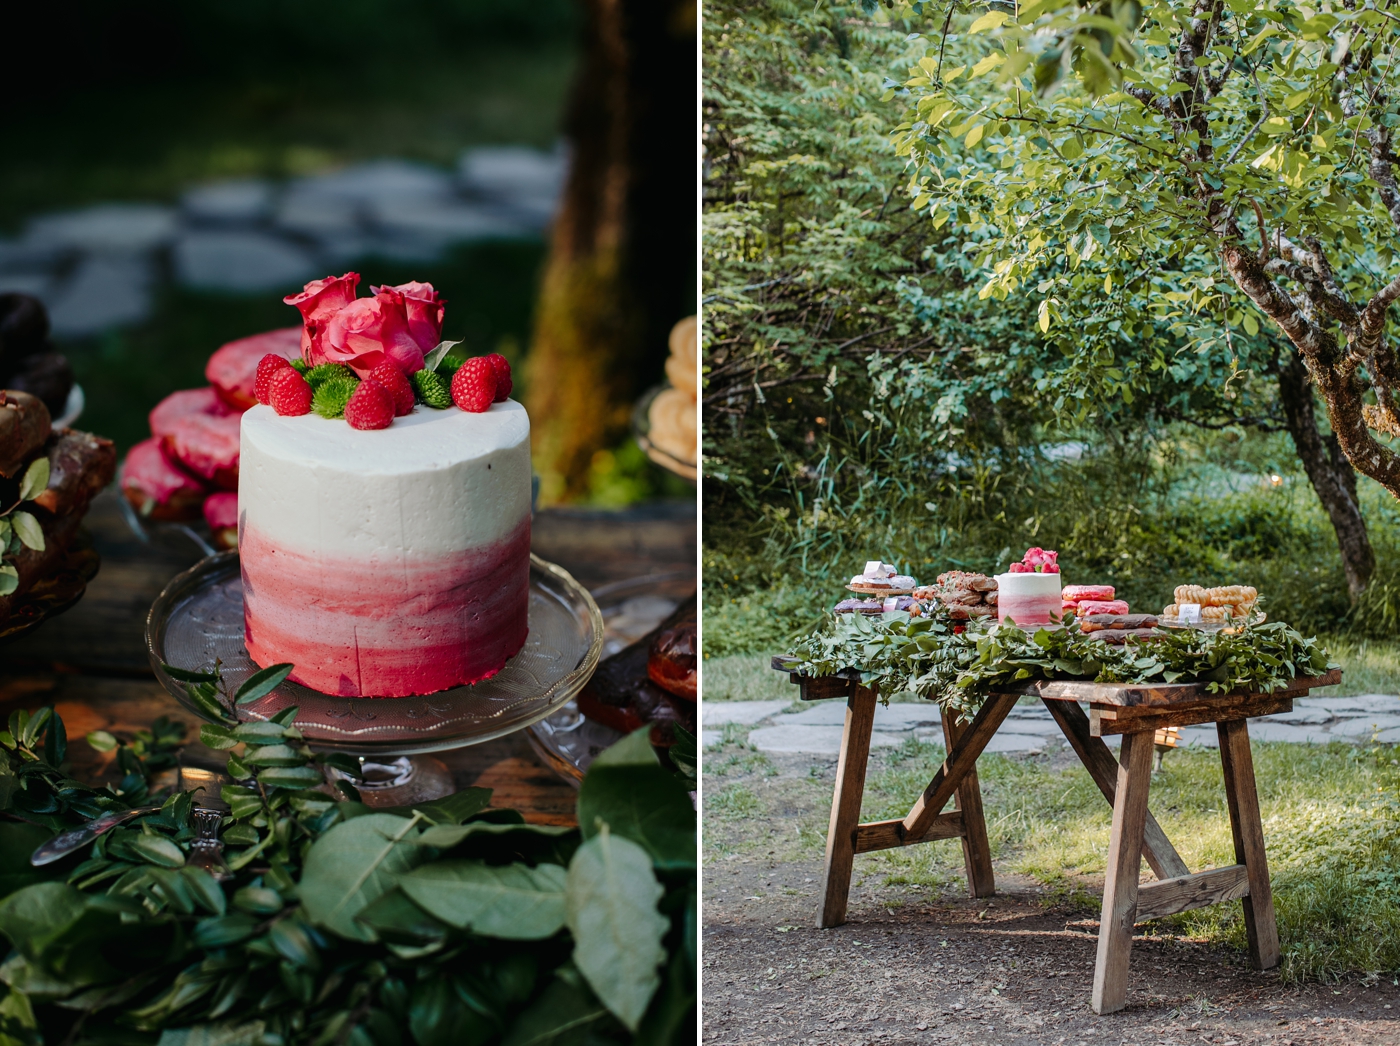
xmin=0 ymin=147 xmax=566 ymax=336
xmin=703 ymin=693 xmax=1400 ymax=753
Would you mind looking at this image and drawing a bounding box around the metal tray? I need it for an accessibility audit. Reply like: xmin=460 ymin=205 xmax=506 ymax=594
xmin=527 ymin=571 xmax=695 ymax=786
xmin=147 ymin=551 xmax=603 ymax=756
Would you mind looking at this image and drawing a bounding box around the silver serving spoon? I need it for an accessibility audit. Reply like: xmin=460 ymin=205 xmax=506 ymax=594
xmin=30 ymin=803 xmax=164 ymax=866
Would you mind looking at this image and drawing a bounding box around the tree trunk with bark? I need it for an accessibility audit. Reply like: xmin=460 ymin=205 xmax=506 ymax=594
xmin=524 ymin=0 xmax=696 ymax=504
xmin=1274 ymin=352 xmax=1375 ymax=600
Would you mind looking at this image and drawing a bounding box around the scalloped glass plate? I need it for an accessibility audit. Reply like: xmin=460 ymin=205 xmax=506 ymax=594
xmin=147 ymin=550 xmax=603 ymax=756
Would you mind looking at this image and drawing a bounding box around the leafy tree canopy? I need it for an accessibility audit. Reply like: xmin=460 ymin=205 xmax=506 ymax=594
xmin=892 ymin=0 xmax=1400 ymax=496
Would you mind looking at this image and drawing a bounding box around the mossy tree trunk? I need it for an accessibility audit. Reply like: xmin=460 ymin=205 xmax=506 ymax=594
xmin=525 ymin=0 xmax=696 ymax=504
xmin=1275 ymin=351 xmax=1375 ymax=600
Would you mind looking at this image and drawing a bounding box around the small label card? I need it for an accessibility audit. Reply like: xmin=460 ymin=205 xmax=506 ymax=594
xmin=1178 ymin=603 xmax=1202 ymax=624
xmin=882 ymin=596 xmax=900 ymax=613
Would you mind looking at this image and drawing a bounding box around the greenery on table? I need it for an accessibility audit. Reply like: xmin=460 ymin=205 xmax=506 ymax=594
xmin=0 ymin=457 xmax=51 ymax=597
xmin=0 ymin=666 xmax=695 ymax=1046
xmin=781 ymin=611 xmax=1336 ymax=714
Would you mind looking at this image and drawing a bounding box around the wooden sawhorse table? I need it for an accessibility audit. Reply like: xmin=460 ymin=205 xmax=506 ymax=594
xmin=772 ymin=660 xmax=1341 ymax=1014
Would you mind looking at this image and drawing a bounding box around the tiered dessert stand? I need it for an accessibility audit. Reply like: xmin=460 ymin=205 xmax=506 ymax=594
xmin=148 ymin=551 xmax=603 ymax=805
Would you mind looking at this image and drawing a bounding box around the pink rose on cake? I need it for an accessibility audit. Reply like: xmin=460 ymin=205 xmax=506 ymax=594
xmin=374 ymin=280 xmax=445 ymax=355
xmin=284 ymin=273 xmax=360 ymax=367
xmin=1009 ymin=547 xmax=1059 ymax=574
xmin=284 ymin=274 xmax=445 ymax=377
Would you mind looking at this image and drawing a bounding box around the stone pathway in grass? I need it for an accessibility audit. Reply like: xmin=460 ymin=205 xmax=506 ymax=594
xmin=0 ymin=147 xmax=564 ymax=336
xmin=702 ymin=693 xmax=1400 ymax=754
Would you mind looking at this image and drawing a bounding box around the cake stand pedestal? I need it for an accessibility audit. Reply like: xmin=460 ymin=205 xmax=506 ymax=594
xmin=146 ymin=551 xmax=604 ymax=806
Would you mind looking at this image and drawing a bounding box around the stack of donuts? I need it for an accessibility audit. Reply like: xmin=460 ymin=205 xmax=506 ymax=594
xmin=1162 ymin=585 xmax=1258 ymax=622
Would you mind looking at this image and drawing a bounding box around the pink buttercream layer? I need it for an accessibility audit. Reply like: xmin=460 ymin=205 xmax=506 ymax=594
xmin=240 ymin=515 xmax=530 ymax=697
xmin=996 ymin=594 xmax=1061 ymax=627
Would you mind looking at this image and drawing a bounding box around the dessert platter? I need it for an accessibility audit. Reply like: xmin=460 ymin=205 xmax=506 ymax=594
xmin=2 ymin=294 xmax=117 ymax=642
xmin=633 ymin=315 xmax=698 ymax=481
xmin=830 ymin=546 xmax=1266 ymax=643
xmin=528 ymin=570 xmax=696 ymax=784
xmin=147 ymin=272 xmax=607 ymax=803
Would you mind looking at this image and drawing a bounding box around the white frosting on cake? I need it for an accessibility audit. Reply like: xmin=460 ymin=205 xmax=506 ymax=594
xmin=994 ymin=572 xmax=1062 ymax=597
xmin=239 ymin=401 xmax=530 ymax=557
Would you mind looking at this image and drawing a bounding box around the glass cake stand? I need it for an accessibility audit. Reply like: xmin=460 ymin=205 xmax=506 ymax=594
xmin=146 ymin=550 xmax=604 ymax=805
xmin=527 ymin=571 xmax=695 ymax=785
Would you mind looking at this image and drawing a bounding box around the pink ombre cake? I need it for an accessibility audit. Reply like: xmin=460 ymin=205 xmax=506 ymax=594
xmin=238 ymin=399 xmax=531 ymax=697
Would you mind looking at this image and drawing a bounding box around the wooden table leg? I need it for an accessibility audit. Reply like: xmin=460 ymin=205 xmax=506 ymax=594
xmin=941 ymin=707 xmax=995 ymax=898
xmin=1044 ymin=699 xmax=1190 ymax=880
xmin=902 ymin=692 xmax=1017 ymax=840
xmin=1092 ymin=730 xmax=1154 ymax=1015
xmin=1218 ymin=719 xmax=1280 ymax=970
xmin=817 ymin=683 xmax=878 ymax=929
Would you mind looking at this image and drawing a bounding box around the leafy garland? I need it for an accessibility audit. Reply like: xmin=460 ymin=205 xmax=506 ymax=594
xmin=781 ymin=610 xmax=1336 ymax=715
xmin=0 ymin=457 xmax=50 ymax=596
xmin=0 ymin=663 xmax=695 ymax=1046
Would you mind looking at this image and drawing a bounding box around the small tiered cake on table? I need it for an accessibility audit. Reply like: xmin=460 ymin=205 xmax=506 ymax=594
xmin=238 ymin=273 xmax=530 ymax=698
xmin=994 ymin=547 xmax=1062 ymax=626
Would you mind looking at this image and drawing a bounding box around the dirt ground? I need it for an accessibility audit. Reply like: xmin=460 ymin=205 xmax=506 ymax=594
xmin=701 ymin=751 xmax=1400 ymax=1046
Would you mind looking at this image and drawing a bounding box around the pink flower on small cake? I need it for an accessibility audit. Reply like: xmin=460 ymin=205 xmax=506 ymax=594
xmin=285 ymin=274 xmax=446 ymax=378
xmin=279 ymin=274 xmax=512 ymax=427
xmin=323 ymin=294 xmax=428 ymax=377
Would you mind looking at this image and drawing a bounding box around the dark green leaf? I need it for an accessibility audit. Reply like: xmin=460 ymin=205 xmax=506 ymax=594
xmin=577 ymin=729 xmax=695 ymax=869
xmin=501 ymin=975 xmax=612 ymax=1046
xmin=234 ymin=664 xmax=294 ymax=705
xmin=398 ymin=861 xmax=567 ymax=939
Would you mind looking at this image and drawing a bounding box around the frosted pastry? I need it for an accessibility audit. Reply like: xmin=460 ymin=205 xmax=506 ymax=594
xmin=665 ymin=315 xmax=697 ymax=396
xmin=647 ymin=387 xmax=696 ymax=465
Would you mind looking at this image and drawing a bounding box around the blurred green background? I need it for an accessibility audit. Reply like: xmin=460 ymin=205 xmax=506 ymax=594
xmin=2 ymin=0 xmax=688 ymax=506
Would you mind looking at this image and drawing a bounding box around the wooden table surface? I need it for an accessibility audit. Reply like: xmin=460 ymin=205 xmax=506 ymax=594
xmin=0 ymin=489 xmax=695 ymax=826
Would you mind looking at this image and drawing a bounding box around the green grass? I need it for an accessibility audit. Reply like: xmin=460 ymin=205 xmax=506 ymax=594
xmin=1312 ymin=635 xmax=1400 ymax=696
xmin=701 ymin=655 xmax=798 ymax=703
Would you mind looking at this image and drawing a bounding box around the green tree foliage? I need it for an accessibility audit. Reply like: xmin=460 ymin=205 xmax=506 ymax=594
xmin=896 ymin=0 xmax=1400 ymax=498
xmin=704 ymin=1 xmax=1297 ymax=583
